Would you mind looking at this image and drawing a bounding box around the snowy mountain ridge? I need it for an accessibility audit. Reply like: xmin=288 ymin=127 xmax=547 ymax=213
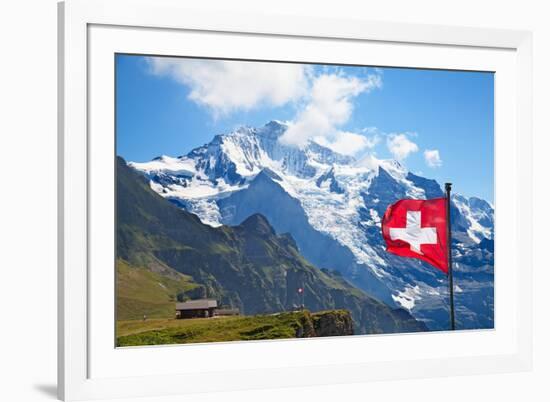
xmin=129 ymin=121 xmax=494 ymax=330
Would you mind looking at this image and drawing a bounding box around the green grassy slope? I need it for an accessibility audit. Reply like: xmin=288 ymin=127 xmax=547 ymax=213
xmin=116 ymin=310 xmax=353 ymax=346
xmin=116 ymin=259 xmax=201 ymax=320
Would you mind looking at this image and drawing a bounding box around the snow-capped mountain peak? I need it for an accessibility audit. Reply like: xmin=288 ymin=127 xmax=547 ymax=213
xmin=128 ymin=121 xmax=494 ymax=330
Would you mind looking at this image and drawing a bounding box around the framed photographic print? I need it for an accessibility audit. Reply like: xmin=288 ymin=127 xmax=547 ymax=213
xmin=58 ymin=0 xmax=533 ymax=400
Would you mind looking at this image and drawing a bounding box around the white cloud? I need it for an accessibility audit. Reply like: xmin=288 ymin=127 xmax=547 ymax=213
xmin=278 ymin=72 xmax=382 ymax=148
xmin=386 ymin=133 xmax=419 ymax=161
xmin=424 ymin=149 xmax=443 ymax=168
xmin=147 ymin=58 xmax=384 ymax=153
xmin=147 ymin=57 xmax=310 ymax=115
xmin=355 ymin=154 xmax=382 ymax=170
xmin=313 ymin=130 xmax=380 ymax=156
xmin=361 ymin=126 xmax=381 ymax=135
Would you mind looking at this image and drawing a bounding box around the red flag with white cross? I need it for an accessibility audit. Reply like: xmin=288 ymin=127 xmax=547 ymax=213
xmin=381 ymin=198 xmax=448 ymax=273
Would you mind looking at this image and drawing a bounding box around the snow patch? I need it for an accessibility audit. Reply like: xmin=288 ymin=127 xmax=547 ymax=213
xmin=392 ymin=285 xmax=421 ymax=311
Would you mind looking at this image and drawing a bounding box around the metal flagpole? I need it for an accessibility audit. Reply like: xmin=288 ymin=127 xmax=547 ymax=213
xmin=445 ymin=183 xmax=456 ymax=330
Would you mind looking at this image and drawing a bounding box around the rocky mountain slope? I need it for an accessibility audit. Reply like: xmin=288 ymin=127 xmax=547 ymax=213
xmin=117 ymin=157 xmax=426 ymax=334
xmin=129 ymin=121 xmax=494 ymax=330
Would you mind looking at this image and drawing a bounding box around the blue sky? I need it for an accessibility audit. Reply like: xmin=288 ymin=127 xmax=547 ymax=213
xmin=116 ymin=54 xmax=494 ymax=201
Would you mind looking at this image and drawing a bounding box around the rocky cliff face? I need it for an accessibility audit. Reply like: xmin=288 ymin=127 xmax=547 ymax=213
xmin=311 ymin=310 xmax=354 ymax=337
xmin=294 ymin=310 xmax=354 ymax=338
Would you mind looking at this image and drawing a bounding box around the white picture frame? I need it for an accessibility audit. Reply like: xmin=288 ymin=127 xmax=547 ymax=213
xmin=58 ymin=0 xmax=533 ymax=400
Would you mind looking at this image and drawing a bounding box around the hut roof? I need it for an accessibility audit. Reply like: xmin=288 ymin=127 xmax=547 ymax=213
xmin=176 ymin=299 xmax=218 ymax=310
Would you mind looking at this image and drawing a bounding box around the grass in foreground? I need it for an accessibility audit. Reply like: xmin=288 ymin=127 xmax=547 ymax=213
xmin=116 ymin=259 xmax=199 ymax=320
xmin=116 ymin=310 xmax=352 ymax=347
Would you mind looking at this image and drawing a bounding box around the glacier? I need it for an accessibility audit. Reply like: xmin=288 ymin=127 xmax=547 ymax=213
xmin=129 ymin=120 xmax=494 ymax=330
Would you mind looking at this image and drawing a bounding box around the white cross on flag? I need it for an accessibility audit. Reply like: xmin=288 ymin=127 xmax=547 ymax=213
xmin=381 ymin=198 xmax=449 ymax=273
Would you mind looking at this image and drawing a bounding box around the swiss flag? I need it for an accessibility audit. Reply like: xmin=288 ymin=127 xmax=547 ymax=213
xmin=381 ymin=198 xmax=448 ymax=273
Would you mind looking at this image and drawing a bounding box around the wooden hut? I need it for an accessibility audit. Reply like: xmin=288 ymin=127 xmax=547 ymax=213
xmin=175 ymin=299 xmax=217 ymax=319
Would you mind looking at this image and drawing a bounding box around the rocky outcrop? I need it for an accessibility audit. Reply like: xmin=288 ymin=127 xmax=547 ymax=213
xmin=294 ymin=310 xmax=354 ymax=338
xmin=312 ymin=310 xmax=354 ymax=337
